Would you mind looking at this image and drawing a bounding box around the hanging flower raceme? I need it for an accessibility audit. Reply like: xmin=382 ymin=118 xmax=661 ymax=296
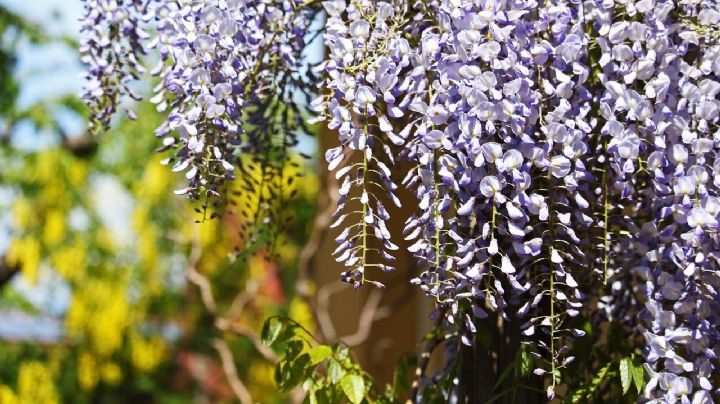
xmin=587 ymin=0 xmax=649 ymax=336
xmin=401 ymin=0 xmax=548 ymax=344
xmin=317 ymin=0 xmax=408 ymax=288
xmin=148 ymin=0 xmax=316 ymax=218
xmin=80 ymin=0 xmax=319 ymax=225
xmin=628 ymin=2 xmax=720 ymax=402
xmin=80 ymin=0 xmax=149 ymax=134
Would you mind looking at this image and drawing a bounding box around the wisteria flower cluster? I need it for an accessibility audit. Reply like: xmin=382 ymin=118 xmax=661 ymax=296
xmin=81 ymin=0 xmax=720 ymax=401
xmin=82 ymin=0 xmax=317 ymax=223
xmin=80 ymin=0 xmax=149 ymax=134
xmin=148 ymin=0 xmax=315 ymax=211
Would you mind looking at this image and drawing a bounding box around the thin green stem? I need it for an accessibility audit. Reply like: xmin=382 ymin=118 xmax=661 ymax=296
xmin=433 ymin=150 xmax=441 ymax=285
xmin=485 ymin=202 xmax=497 ymax=299
xmin=546 ymin=168 xmax=557 ymax=390
xmin=601 ymin=148 xmax=610 ymax=285
xmin=361 ymin=114 xmax=369 ymax=285
xmin=427 ymin=77 xmax=444 ymax=291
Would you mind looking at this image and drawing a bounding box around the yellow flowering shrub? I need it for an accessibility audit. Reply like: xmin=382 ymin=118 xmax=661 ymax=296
xmin=0 ymin=385 xmax=18 ymax=404
xmin=16 ymin=361 xmax=59 ymax=404
xmin=288 ymin=297 xmax=315 ymax=335
xmin=42 ymin=210 xmax=66 ymax=246
xmin=129 ymin=332 xmax=167 ymax=373
xmin=77 ymin=352 xmax=98 ymax=391
xmin=135 ymin=156 xmax=171 ymax=203
xmin=39 ymin=181 xmax=68 ymax=212
xmin=66 ymin=159 xmax=88 ymax=188
xmin=33 ymin=150 xmax=60 ymax=183
xmin=6 ymin=237 xmax=40 ymax=285
xmin=0 ymin=95 xmax=316 ymax=403
xmin=101 ymin=362 xmax=122 ymax=385
xmin=50 ymin=239 xmax=87 ymax=282
xmin=94 ymin=227 xmax=117 ymax=253
xmin=132 ymin=207 xmax=158 ymax=268
xmin=66 ymin=279 xmax=130 ymax=357
xmin=10 ymin=198 xmax=35 ymax=231
xmin=246 ymin=362 xmax=276 ymax=399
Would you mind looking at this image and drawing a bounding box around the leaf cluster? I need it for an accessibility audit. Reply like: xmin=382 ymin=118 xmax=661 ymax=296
xmin=261 ymin=316 xmax=416 ymax=404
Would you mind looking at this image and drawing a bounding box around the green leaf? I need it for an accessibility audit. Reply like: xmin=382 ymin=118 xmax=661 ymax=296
xmin=285 ymin=353 xmax=311 ymax=389
xmin=328 ymin=359 xmax=345 ymax=384
xmin=285 ymin=340 xmax=305 ymax=361
xmin=569 ymin=362 xmax=613 ymax=403
xmin=309 ymin=346 xmax=333 ymax=365
xmin=274 ymin=353 xmax=311 ymax=391
xmin=391 ymin=354 xmax=417 ymax=398
xmin=261 ymin=318 xmax=283 ymax=347
xmin=303 ymin=378 xmax=315 ymax=392
xmin=620 ymin=358 xmax=631 ymax=395
xmin=335 ymin=346 xmax=350 ymax=361
xmin=519 ymin=345 xmax=533 ymax=376
xmin=274 ymin=362 xmax=288 ymax=388
xmin=340 ymin=374 xmax=365 ymax=404
xmin=305 ymin=390 xmax=316 ymax=404
xmin=591 ymin=364 xmax=613 ymax=390
xmin=308 ymin=386 xmax=332 ymax=404
xmin=567 ymin=388 xmax=588 ymax=404
xmin=631 ymin=358 xmax=645 ymax=394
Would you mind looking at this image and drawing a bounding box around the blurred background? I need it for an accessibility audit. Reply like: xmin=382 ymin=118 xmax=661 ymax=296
xmin=0 ymin=1 xmax=431 ymax=402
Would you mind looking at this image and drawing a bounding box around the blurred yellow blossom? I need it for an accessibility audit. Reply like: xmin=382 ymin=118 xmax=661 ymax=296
xmin=246 ymin=362 xmax=276 ymax=399
xmin=66 ymin=280 xmax=130 ymax=357
xmin=77 ymin=352 xmax=98 ymax=391
xmin=199 ymin=219 xmax=220 ymax=248
xmin=91 ymin=289 xmax=130 ymax=356
xmin=67 ymin=159 xmax=88 ymax=188
xmin=34 ymin=150 xmax=59 ymax=182
xmin=294 ymin=163 xmax=318 ymax=199
xmin=289 ymin=297 xmax=315 ymax=335
xmin=274 ymin=233 xmax=298 ymax=264
xmin=6 ymin=237 xmax=40 ymax=284
xmin=43 ymin=210 xmax=67 ymax=246
xmin=17 ymin=361 xmax=58 ymax=404
xmin=0 ymin=385 xmax=17 ymax=404
xmin=51 ymin=239 xmax=87 ymax=281
xmin=11 ymin=198 xmax=35 ymax=231
xmin=248 ymin=253 xmax=266 ymax=284
xmin=95 ymin=227 xmax=117 ymax=253
xmin=101 ymin=362 xmax=123 ymax=385
xmin=133 ymin=207 xmax=159 ymax=268
xmin=136 ymin=157 xmax=171 ymax=202
xmin=130 ymin=332 xmax=167 ymax=373
xmin=135 ymin=223 xmax=162 ymax=296
xmin=40 ymin=181 xmax=68 ymax=211
xmin=65 ymin=294 xmax=87 ymax=337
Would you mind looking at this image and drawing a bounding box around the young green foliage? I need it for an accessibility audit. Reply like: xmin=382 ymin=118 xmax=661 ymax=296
xmin=261 ymin=316 xmax=416 ymax=404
